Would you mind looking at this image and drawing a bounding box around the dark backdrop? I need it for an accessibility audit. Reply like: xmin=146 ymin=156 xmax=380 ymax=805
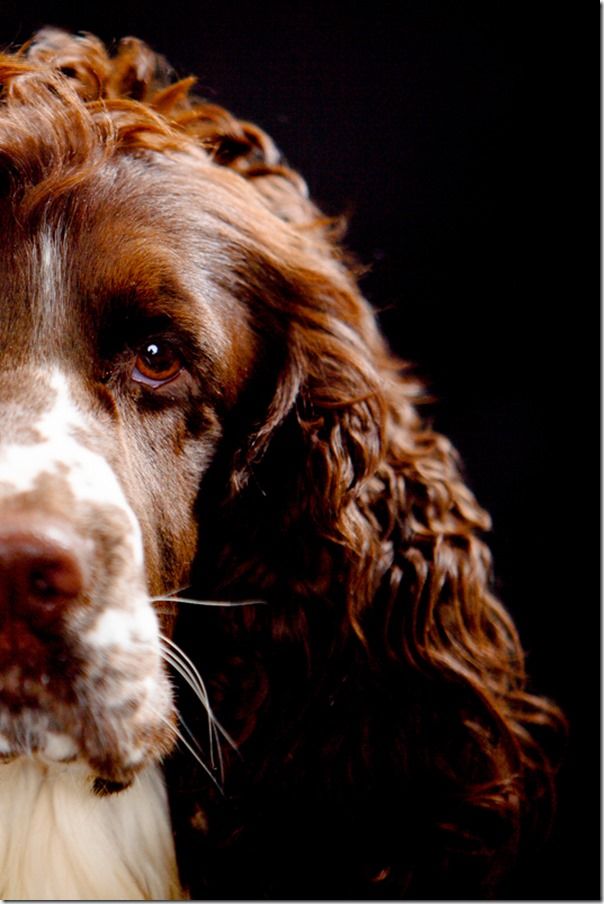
xmin=0 ymin=2 xmax=597 ymax=899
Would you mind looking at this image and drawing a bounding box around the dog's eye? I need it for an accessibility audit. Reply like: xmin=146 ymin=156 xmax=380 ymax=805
xmin=132 ymin=340 xmax=183 ymax=387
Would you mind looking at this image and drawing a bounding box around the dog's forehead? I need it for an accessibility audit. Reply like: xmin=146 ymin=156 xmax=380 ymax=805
xmin=0 ymin=228 xmax=77 ymax=370
xmin=0 ymin=180 xmax=228 ymax=366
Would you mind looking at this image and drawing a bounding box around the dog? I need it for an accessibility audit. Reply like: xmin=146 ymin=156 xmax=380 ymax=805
xmin=0 ymin=28 xmax=562 ymax=899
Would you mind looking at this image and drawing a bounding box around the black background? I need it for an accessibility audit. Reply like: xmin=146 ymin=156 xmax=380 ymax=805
xmin=0 ymin=2 xmax=597 ymax=899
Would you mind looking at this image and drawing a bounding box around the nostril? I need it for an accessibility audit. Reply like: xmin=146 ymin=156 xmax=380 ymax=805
xmin=30 ymin=568 xmax=56 ymax=597
xmin=30 ymin=557 xmax=82 ymax=601
xmin=28 ymin=556 xmax=83 ymax=612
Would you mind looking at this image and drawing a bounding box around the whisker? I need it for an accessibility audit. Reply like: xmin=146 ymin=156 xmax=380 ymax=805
xmin=159 ymin=635 xmax=218 ymax=769
xmin=152 ymin=594 xmax=267 ymax=608
xmin=160 ymin=634 xmax=237 ymax=748
xmin=175 ymin=708 xmax=222 ymax=783
xmin=153 ymin=707 xmax=224 ymax=794
xmin=160 ymin=645 xmax=208 ymax=705
xmin=160 ymin=635 xmax=210 ymax=704
xmin=159 ymin=633 xmax=239 ymax=782
xmin=153 ymin=646 xmax=221 ymax=779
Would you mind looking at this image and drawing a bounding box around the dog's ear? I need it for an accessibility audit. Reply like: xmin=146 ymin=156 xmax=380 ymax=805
xmin=208 ymin=257 xmax=563 ymax=881
xmin=240 ymin=279 xmax=480 ymax=640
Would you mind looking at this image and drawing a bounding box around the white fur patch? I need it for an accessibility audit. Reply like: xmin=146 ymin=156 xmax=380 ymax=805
xmin=33 ymin=229 xmax=65 ymax=333
xmin=0 ymin=369 xmax=144 ymax=567
xmin=41 ymin=732 xmax=78 ymax=763
xmin=0 ymin=760 xmax=183 ymax=899
xmin=84 ymin=601 xmax=159 ymax=650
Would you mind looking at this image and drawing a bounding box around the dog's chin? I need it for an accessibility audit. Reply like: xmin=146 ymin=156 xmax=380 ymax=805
xmin=0 ymin=754 xmax=134 ymax=795
xmin=0 ymin=702 xmax=177 ymax=788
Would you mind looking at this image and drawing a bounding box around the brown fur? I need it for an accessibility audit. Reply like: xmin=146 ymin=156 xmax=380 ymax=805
xmin=0 ymin=28 xmax=564 ymax=898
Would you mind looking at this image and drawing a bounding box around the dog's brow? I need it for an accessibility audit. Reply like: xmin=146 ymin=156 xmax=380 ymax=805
xmin=96 ymin=286 xmax=213 ymax=365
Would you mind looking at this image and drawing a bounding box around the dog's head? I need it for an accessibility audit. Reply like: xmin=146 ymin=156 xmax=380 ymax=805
xmin=0 ymin=27 xmax=397 ymax=786
xmin=0 ymin=29 xmax=562 ymax=893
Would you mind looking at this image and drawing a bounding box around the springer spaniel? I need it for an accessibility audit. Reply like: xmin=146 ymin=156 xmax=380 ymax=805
xmin=0 ymin=29 xmax=562 ymax=900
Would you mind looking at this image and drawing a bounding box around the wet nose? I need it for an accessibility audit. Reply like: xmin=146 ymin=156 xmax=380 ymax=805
xmin=0 ymin=520 xmax=83 ymax=629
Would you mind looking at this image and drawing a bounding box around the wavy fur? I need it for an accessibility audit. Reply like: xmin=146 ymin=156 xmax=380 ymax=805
xmin=0 ymin=29 xmax=564 ymax=898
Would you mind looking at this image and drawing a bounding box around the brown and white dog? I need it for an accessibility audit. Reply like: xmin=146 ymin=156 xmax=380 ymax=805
xmin=0 ymin=28 xmax=562 ymax=900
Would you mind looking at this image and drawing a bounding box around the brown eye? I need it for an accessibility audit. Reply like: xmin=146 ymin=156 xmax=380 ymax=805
xmin=132 ymin=340 xmax=183 ymax=387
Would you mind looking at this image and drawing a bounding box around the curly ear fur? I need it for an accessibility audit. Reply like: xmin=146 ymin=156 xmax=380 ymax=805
xmin=5 ymin=28 xmax=562 ymax=897
xmin=177 ymin=246 xmax=563 ymax=896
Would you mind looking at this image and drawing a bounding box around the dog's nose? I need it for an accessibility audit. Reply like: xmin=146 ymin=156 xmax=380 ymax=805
xmin=0 ymin=521 xmax=83 ymax=628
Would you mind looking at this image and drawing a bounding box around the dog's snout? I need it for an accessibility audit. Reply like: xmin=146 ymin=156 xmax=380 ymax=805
xmin=0 ymin=521 xmax=84 ymax=629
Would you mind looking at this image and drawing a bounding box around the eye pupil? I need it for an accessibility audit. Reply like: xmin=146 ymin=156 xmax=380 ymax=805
xmin=143 ymin=343 xmax=162 ymax=364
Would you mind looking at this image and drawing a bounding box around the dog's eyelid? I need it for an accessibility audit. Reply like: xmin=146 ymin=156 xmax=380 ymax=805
xmin=131 ymin=363 xmax=183 ymax=389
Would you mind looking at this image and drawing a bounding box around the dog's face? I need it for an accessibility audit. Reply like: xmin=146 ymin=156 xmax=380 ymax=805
xmin=0 ymin=149 xmax=260 ymax=783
